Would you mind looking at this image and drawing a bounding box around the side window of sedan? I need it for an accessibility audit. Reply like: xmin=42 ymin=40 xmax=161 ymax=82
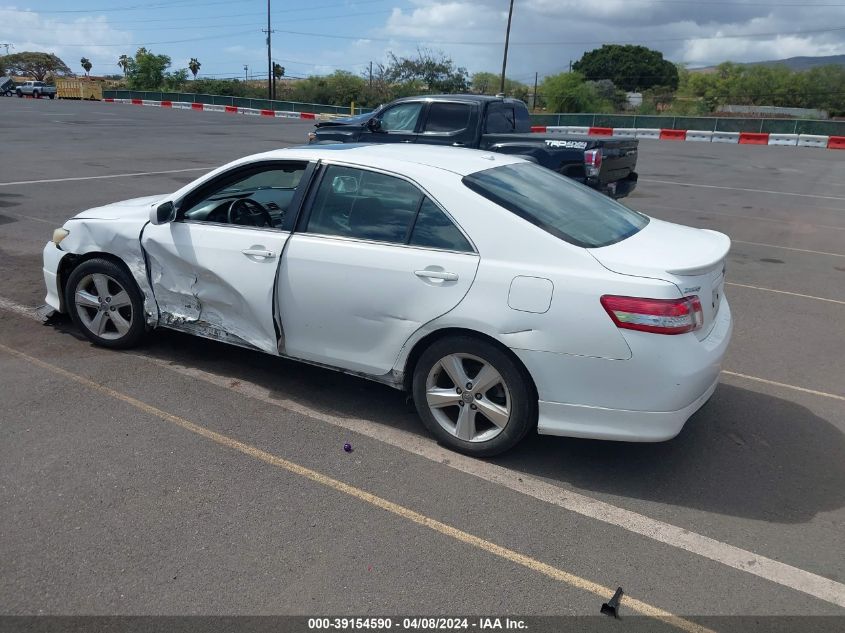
xmin=379 ymin=102 xmax=423 ymax=132
xmin=409 ymin=198 xmax=473 ymax=252
xmin=305 ymin=166 xmax=474 ymax=252
xmin=180 ymin=162 xmax=307 ymax=230
xmin=306 ymin=166 xmax=421 ymax=243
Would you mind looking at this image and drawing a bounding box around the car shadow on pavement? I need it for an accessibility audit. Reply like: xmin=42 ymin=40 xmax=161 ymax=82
xmin=492 ymin=383 xmax=845 ymax=524
xmin=49 ymin=322 xmax=845 ymax=525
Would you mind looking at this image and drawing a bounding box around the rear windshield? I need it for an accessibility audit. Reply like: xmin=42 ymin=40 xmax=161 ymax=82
xmin=462 ymin=163 xmax=648 ymax=248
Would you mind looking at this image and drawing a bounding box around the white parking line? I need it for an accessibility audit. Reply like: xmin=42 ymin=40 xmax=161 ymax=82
xmin=726 ymin=282 xmax=845 ymax=305
xmin=732 ymin=240 xmax=845 ymax=258
xmin=2 ymin=295 xmax=844 ymax=608
xmin=722 ymin=371 xmax=845 ymax=402
xmin=1 ymin=212 xmax=54 ymax=225
xmin=633 ymin=204 xmax=845 ymax=231
xmin=0 ymin=167 xmax=211 ymax=187
xmin=641 ymin=179 xmax=845 ymax=203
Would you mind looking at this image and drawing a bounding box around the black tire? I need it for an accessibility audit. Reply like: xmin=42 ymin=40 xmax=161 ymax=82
xmin=33 ymin=91 xmax=39 ymax=99
xmin=16 ymin=90 xmax=22 ymax=98
xmin=412 ymin=335 xmax=536 ymax=456
xmin=64 ymin=258 xmax=146 ymax=349
xmin=48 ymin=94 xmax=55 ymax=100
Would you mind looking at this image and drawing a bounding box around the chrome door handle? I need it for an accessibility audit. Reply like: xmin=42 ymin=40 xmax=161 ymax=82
xmin=242 ymin=249 xmax=276 ymax=258
xmin=415 ymin=270 xmax=458 ymax=281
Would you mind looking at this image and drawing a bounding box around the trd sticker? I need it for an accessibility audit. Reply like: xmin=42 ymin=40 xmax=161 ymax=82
xmin=545 ymin=140 xmax=588 ymax=149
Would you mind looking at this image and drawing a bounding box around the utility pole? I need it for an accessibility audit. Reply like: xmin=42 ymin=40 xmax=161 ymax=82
xmin=262 ymin=0 xmax=275 ymax=100
xmin=499 ymin=0 xmax=515 ymax=94
xmin=532 ymin=71 xmax=538 ymax=111
xmin=244 ymin=65 xmax=248 ymax=81
xmin=368 ymin=61 xmax=373 ymax=89
xmin=568 ymin=59 xmax=572 ymax=72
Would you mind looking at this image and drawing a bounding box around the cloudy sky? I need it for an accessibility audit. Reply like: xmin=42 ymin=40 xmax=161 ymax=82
xmin=2 ymin=0 xmax=844 ymax=82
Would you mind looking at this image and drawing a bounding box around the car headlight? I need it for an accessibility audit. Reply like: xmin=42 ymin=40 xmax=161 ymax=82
xmin=52 ymin=228 xmax=69 ymax=246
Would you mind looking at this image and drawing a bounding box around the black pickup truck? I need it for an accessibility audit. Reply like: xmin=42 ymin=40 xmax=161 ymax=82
xmin=308 ymin=95 xmax=638 ymax=198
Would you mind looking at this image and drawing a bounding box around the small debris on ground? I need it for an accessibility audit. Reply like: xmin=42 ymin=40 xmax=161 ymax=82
xmin=601 ymin=587 xmax=624 ymax=618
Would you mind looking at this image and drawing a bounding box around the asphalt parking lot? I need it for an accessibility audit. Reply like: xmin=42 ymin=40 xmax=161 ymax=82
xmin=1 ymin=99 xmax=843 ymax=628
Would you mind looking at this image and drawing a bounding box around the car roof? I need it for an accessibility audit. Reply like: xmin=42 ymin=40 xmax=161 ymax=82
xmin=393 ymin=94 xmax=525 ymax=105
xmin=249 ymin=143 xmax=526 ymax=177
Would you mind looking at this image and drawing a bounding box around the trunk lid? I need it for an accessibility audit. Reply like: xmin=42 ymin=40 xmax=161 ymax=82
xmin=589 ymin=217 xmax=730 ymax=340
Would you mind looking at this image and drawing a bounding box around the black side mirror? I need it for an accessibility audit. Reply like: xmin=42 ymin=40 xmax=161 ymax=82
xmin=150 ymin=201 xmax=176 ymax=225
xmin=367 ymin=118 xmax=382 ymax=132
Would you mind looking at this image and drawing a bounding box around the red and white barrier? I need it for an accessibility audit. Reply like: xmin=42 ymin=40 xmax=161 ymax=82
xmin=659 ymin=129 xmax=686 ymax=141
xmin=711 ymin=132 xmax=740 ymax=144
xmin=612 ymin=128 xmax=637 ymax=138
xmin=635 ymin=128 xmax=661 ymax=139
xmin=102 ymin=98 xmax=318 ymax=121
xmin=768 ymin=133 xmax=798 ymax=147
xmin=685 ymin=130 xmax=713 ymax=142
xmin=798 ymin=134 xmax=828 ymax=148
xmin=103 ymin=99 xmax=842 ymax=148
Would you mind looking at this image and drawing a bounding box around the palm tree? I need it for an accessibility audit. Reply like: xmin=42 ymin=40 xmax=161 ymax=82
xmin=188 ymin=57 xmax=201 ymax=80
xmin=80 ymin=57 xmax=92 ymax=77
xmin=118 ymin=54 xmax=129 ymax=76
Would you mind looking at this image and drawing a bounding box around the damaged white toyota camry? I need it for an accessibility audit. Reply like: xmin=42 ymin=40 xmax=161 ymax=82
xmin=42 ymin=144 xmax=732 ymax=456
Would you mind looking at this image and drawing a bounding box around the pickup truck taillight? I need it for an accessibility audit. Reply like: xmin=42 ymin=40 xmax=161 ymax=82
xmin=584 ymin=149 xmax=602 ymax=177
xmin=600 ymin=295 xmax=703 ymax=335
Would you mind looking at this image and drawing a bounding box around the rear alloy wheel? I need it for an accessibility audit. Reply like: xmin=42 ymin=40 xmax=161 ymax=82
xmin=65 ymin=259 xmax=145 ymax=349
xmin=412 ymin=336 xmax=535 ymax=456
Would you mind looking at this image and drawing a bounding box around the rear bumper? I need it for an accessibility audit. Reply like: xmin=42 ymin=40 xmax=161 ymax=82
xmin=587 ymin=172 xmax=638 ymax=199
xmin=537 ymin=375 xmax=719 ymax=442
xmin=42 ymin=241 xmax=66 ymax=312
xmin=516 ymin=296 xmax=732 ymax=442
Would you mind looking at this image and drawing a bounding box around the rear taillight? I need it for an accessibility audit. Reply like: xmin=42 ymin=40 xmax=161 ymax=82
xmin=600 ymin=295 xmax=703 ymax=335
xmin=584 ymin=149 xmax=602 ymax=177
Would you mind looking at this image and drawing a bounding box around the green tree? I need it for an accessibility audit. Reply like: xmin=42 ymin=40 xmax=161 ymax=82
xmin=188 ymin=57 xmax=201 ymax=79
xmin=2 ymin=51 xmax=72 ymax=81
xmin=273 ymin=63 xmax=284 ymax=80
xmin=118 ymin=54 xmax=130 ymax=76
xmin=125 ymin=48 xmax=187 ymax=90
xmin=80 ymin=57 xmax=92 ymax=77
xmin=383 ymin=48 xmax=468 ymax=93
xmin=470 ymin=71 xmax=529 ymax=100
xmin=540 ymin=72 xmax=611 ymax=113
xmin=573 ymin=45 xmax=679 ymax=91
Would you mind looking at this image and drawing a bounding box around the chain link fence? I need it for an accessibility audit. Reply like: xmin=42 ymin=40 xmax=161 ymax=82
xmin=102 ymin=90 xmax=375 ymax=115
xmin=527 ymin=113 xmax=845 ymax=136
xmin=103 ymin=90 xmax=845 ymax=135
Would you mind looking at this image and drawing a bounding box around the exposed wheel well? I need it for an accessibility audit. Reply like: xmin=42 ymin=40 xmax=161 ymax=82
xmin=56 ymin=252 xmax=137 ymax=312
xmin=402 ymin=327 xmax=538 ymax=401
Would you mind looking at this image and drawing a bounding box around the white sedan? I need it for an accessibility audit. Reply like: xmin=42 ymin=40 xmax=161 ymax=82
xmin=42 ymin=144 xmax=732 ymax=456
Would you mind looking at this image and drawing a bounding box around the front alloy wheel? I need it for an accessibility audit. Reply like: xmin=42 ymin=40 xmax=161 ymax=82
xmin=413 ymin=336 xmax=535 ymax=456
xmin=65 ymin=258 xmax=145 ymax=349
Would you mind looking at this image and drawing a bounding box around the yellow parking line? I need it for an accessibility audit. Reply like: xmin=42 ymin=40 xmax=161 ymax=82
xmin=0 ymin=342 xmax=710 ymax=633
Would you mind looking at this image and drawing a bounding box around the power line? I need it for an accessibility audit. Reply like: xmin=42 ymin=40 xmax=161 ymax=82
xmin=268 ymin=24 xmax=845 ymax=46
xmin=33 ymin=0 xmax=393 ymax=14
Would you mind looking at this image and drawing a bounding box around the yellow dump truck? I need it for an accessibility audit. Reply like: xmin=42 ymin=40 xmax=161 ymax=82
xmin=56 ymin=79 xmax=103 ymax=101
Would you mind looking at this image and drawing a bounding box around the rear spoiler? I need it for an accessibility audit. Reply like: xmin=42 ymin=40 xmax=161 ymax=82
xmin=666 ymin=230 xmax=731 ymax=276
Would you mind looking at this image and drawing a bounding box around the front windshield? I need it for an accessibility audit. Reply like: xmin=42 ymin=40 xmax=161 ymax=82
xmin=463 ymin=162 xmax=648 ymax=248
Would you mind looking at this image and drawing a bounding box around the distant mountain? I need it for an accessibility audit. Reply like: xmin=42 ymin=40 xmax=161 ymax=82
xmin=692 ymin=55 xmax=845 ymax=72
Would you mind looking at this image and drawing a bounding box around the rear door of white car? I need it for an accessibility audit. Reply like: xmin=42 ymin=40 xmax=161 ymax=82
xmin=141 ymin=160 xmax=314 ymax=354
xmin=278 ymin=163 xmax=479 ymax=377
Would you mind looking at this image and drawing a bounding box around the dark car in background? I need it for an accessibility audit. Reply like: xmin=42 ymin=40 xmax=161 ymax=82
xmin=309 ymin=95 xmax=638 ymax=199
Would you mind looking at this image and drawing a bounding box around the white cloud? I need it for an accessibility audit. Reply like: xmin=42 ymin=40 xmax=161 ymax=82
xmin=0 ymin=6 xmax=133 ymax=75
